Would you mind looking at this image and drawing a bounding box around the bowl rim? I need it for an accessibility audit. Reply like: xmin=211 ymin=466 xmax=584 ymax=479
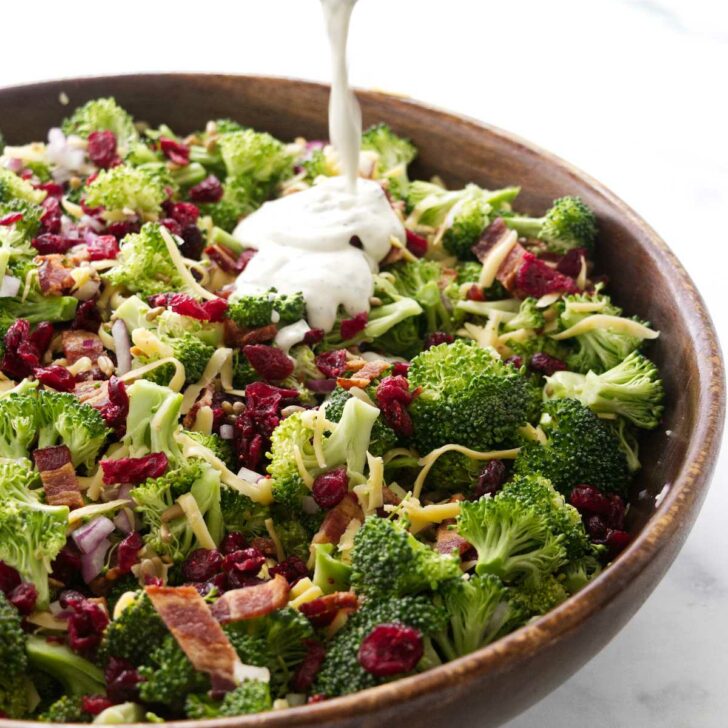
xmin=0 ymin=72 xmax=724 ymax=727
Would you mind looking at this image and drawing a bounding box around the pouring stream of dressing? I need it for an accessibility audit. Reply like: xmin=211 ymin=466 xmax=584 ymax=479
xmin=232 ymin=0 xmax=405 ymax=332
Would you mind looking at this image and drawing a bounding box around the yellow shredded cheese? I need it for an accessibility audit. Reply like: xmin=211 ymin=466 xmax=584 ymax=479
xmin=550 ymin=315 xmax=659 ymax=341
xmin=414 ymin=444 xmax=521 ymax=499
xmin=337 ymin=518 xmax=362 ymax=556
xmin=289 ymin=585 xmax=324 ymax=610
xmin=67 ymin=499 xmax=130 ymax=529
xmin=325 ymin=609 xmax=351 ymax=638
xmin=565 ymin=299 xmax=608 ymax=314
xmin=478 ymin=229 xmax=518 ymax=288
xmin=456 ymin=299 xmax=520 ymax=318
xmin=536 ymin=292 xmax=562 ymax=308
xmin=265 ymin=517 xmax=285 ymax=562
xmin=177 ymin=493 xmax=217 ymax=549
xmin=26 ymin=611 xmax=69 ymax=631
xmin=113 ymin=591 xmax=140 ymax=620
xmin=180 ymin=347 xmax=233 ymax=414
xmin=576 ymin=255 xmax=588 ymax=290
xmin=131 ymin=328 xmax=174 ymax=358
xmin=293 ymin=444 xmax=315 ymax=488
xmin=289 ymin=577 xmax=315 ymax=600
xmin=118 ymin=357 xmax=186 ymax=392
xmin=61 ymin=196 xmax=84 ymax=219
xmin=158 ymin=225 xmax=217 ymax=300
xmin=66 ymin=356 xmax=93 ymax=375
xmin=191 ymin=405 xmax=214 ymax=435
xmin=405 ymin=501 xmax=462 ymax=535
xmin=519 ymin=423 xmax=547 ymax=444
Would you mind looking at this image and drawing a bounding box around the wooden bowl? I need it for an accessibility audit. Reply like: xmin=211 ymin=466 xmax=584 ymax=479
xmin=0 ymin=74 xmax=724 ymax=727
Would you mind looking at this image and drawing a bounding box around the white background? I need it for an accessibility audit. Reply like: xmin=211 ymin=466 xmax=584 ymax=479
xmin=2 ymin=1 xmax=727 ymax=726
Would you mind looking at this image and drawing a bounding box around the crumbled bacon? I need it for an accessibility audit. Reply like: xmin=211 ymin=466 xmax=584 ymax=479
xmin=62 ymin=330 xmax=105 ymax=364
xmin=337 ymin=359 xmax=390 ymax=390
xmin=34 ymin=445 xmax=84 ymax=509
xmin=210 ymin=574 xmax=289 ymax=624
xmin=514 ymin=252 xmax=579 ymax=298
xmin=205 ymin=245 xmax=256 ymax=275
xmin=299 ymin=592 xmax=358 ymax=628
xmin=37 ymin=255 xmax=75 ymax=296
xmin=223 ymin=319 xmax=277 ymax=348
xmin=435 ymin=525 xmax=471 ymax=556
xmin=312 ymin=494 xmax=363 ymax=546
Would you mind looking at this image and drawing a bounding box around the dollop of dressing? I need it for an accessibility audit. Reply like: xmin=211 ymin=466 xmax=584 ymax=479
xmin=232 ymin=0 xmax=405 ymax=332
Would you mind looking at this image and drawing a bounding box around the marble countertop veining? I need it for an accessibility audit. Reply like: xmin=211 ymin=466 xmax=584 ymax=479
xmin=1 ymin=0 xmax=726 ymax=725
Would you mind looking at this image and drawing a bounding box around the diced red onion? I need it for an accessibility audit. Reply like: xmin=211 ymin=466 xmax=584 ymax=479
xmin=117 ymin=483 xmax=134 ymax=502
xmin=71 ymin=516 xmax=115 ymax=554
xmin=0 ymin=275 xmax=21 ymax=297
xmin=111 ymin=319 xmax=131 ymax=375
xmin=237 ymin=466 xmax=263 ymax=482
xmin=306 ymin=379 xmax=337 ymax=394
xmin=81 ymin=216 xmax=104 ymax=232
xmin=113 ymin=509 xmax=134 ymax=535
xmin=81 ymin=538 xmax=111 ymax=583
xmin=219 ymin=424 xmax=234 ymax=440
xmin=6 ymin=158 xmax=23 ymax=173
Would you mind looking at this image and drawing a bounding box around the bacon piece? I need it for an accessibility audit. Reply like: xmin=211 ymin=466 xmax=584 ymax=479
xmin=33 ymin=445 xmax=83 ymax=509
xmin=435 ymin=524 xmax=471 ymax=556
xmin=299 ymin=592 xmax=359 ymax=628
xmin=182 ymin=385 xmax=214 ymax=430
xmin=312 ymin=493 xmax=364 ymax=546
xmin=37 ymin=254 xmax=75 ymax=296
xmin=146 ymin=585 xmax=242 ymax=690
xmin=73 ymin=379 xmax=110 ymax=407
xmin=62 ymin=330 xmax=105 ymax=365
xmin=381 ymin=485 xmax=401 ymax=507
xmin=211 ymin=574 xmax=290 ymax=624
xmin=337 ymin=359 xmax=390 ymax=391
xmin=223 ymin=318 xmax=278 ymax=348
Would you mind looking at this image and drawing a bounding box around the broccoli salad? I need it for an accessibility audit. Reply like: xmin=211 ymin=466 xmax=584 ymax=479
xmin=0 ymin=96 xmax=664 ymax=723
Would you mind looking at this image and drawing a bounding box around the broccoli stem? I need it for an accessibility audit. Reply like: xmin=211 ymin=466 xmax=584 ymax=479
xmin=26 ymin=636 xmax=106 ymax=696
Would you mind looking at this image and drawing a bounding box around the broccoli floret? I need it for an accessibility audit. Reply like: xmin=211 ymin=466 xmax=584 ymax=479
xmin=185 ymin=430 xmax=234 ymax=469
xmin=185 ymin=680 xmax=272 ymax=718
xmin=361 ymin=123 xmax=417 ymax=199
xmin=0 ymin=395 xmax=39 ymax=459
xmin=273 ymin=514 xmax=321 ymax=563
xmin=560 ymin=553 xmax=603 ymax=594
xmin=544 ymin=351 xmax=664 ymax=430
xmin=85 ymin=164 xmax=166 ymax=217
xmin=232 ymin=350 xmax=259 ymax=389
xmin=514 ymin=398 xmax=631 ymax=496
xmin=273 ymin=290 xmax=306 ymax=326
xmin=432 ymin=574 xmax=523 ymax=660
xmin=0 ymin=458 xmax=69 ymax=606
xmin=313 ymin=594 xmax=447 ymax=697
xmin=0 ymin=590 xmax=29 ymax=717
xmin=220 ymin=486 xmax=270 ymax=538
xmin=197 ymin=199 xmax=242 ymax=232
xmin=98 ymin=592 xmax=168 ymax=667
xmin=37 ymin=390 xmax=110 ymax=471
xmin=0 ymin=167 xmax=47 ymax=205
xmin=0 ymin=296 xmax=78 ymax=330
xmin=61 ymin=97 xmax=138 ymax=152
xmin=138 ymin=634 xmax=208 ymax=709
xmin=554 ymin=291 xmax=657 ymax=374
xmin=457 ymin=495 xmax=567 ymax=587
xmin=505 ymin=196 xmax=597 ymax=254
xmin=138 ymin=332 xmax=214 ymax=386
xmin=267 ymin=396 xmax=380 ymax=510
xmin=104 ymin=222 xmax=189 ymax=298
xmin=351 ymin=516 xmax=461 ymax=598
xmin=38 ymin=695 xmax=89 ymax=723
xmin=504 ymin=298 xmax=545 ymax=332
xmin=611 ymin=416 xmax=642 ymax=473
xmin=408 ymin=340 xmax=533 ymax=454
xmin=301 ymin=147 xmax=334 ymax=184
xmin=227 ymin=288 xmax=306 ymax=329
xmin=324 ymin=386 xmax=398 ymax=458
xmin=508 ymin=574 xmax=569 ymax=617
xmin=0 ymin=197 xmax=42 ymax=239
xmin=132 ymin=460 xmax=223 ymax=562
xmin=26 ymin=636 xmax=105 ymax=696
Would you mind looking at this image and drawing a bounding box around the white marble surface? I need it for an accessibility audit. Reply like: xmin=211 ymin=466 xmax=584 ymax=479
xmin=2 ymin=1 xmax=726 ymax=725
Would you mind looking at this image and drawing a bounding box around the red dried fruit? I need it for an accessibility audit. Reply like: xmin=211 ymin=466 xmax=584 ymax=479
xmin=182 ymin=549 xmax=224 ymax=582
xmin=104 ymin=657 xmax=143 ymax=703
xmin=50 ymin=543 xmax=82 ymax=587
xmin=161 ymin=218 xmax=182 ymax=237
xmin=0 ymin=212 xmax=23 ymax=226
xmin=303 ymin=328 xmax=325 ymax=346
xmin=505 ymin=355 xmax=523 ymax=369
xmin=391 ymin=361 xmax=410 ymax=377
xmin=188 ymin=175 xmax=224 ymax=203
xmin=358 ymin=623 xmax=424 ymax=677
xmin=180 ymin=224 xmax=204 ymax=259
xmin=315 ymin=349 xmax=348 ymax=378
xmin=514 ymin=252 xmax=579 ymax=298
xmin=220 ymin=532 xmax=247 ymax=555
xmin=148 ymin=292 xmax=228 ymax=322
xmin=34 ymin=365 xmax=76 ymax=392
xmin=101 ymin=452 xmax=168 ymax=485
xmin=65 ymin=594 xmax=109 ymax=656
xmin=269 ymin=555 xmax=309 ymax=586
xmin=195 ymin=572 xmax=227 ymax=597
xmin=529 ymin=352 xmax=567 ymax=376
xmin=40 ymin=196 xmax=62 ymax=233
xmin=32 ymin=233 xmax=75 ymax=255
xmin=160 ymin=136 xmax=190 ymax=166
xmin=0 ymin=561 xmax=21 ymax=595
xmin=243 ymin=344 xmax=294 ymax=381
xmin=423 ymin=331 xmax=454 ymax=349
xmin=8 ymin=582 xmax=37 ymax=615
xmin=2 ymin=320 xmax=50 ymax=379
xmin=291 ymin=640 xmax=327 ymax=692
xmin=86 ymin=234 xmax=119 ymax=261
xmin=312 ymin=467 xmax=349 ymax=509
xmin=556 ymin=247 xmax=588 ymax=278
xmin=473 ymin=460 xmax=506 ymax=499
xmin=117 ymin=532 xmax=143 ymax=574
xmin=605 ymin=529 xmax=630 ymax=555
xmin=97 ymin=376 xmax=129 ymax=435
xmin=104 ymin=218 xmax=140 ymax=240
xmin=222 ymin=548 xmax=265 ymax=577
xmin=167 ymin=201 xmax=199 ymax=228
xmin=308 ymin=694 xmax=327 ymax=704
xmin=570 ymin=485 xmax=626 ymax=531
xmin=466 ymin=284 xmax=485 ymax=302
xmin=35 ymin=182 xmax=64 ymax=198
xmin=376 ymin=375 xmax=415 ymax=438
xmin=299 ymin=592 xmax=358 ymax=628
xmin=340 ymin=311 xmax=368 ymax=340
xmin=585 ymin=514 xmax=608 ymax=541
xmin=405 ymin=229 xmax=428 ymax=258
xmin=87 ymin=131 xmax=119 ymax=169
xmin=226 ymin=572 xmax=264 ymax=591
xmin=205 ymin=245 xmax=256 ymax=274
xmin=82 ymin=696 xmax=113 ymax=716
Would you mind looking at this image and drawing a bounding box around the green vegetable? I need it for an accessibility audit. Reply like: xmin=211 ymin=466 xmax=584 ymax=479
xmin=185 ymin=680 xmax=271 ymax=718
xmin=361 ymin=123 xmax=417 ymax=199
xmin=313 ymin=542 xmax=352 ymax=594
xmin=27 ymin=636 xmax=105 ymax=696
xmin=85 ymin=165 xmax=166 ymax=217
xmin=61 ymin=97 xmax=138 ymax=152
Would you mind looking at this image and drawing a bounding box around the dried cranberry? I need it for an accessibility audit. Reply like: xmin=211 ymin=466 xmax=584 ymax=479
xmin=66 ymin=595 xmax=109 ymax=656
xmin=376 ymin=375 xmax=415 ymax=438
xmin=466 ymin=284 xmax=485 ymax=302
xmin=144 ymin=576 xmax=163 ymax=587
xmin=101 ymin=452 xmax=168 ymax=485
xmin=303 ymin=328 xmax=325 ymax=346
xmin=32 ymin=232 xmax=74 ymax=254
xmin=291 ymin=640 xmax=327 ymax=692
xmin=312 ymin=467 xmax=349 ymax=509
xmin=315 ymin=350 xmax=348 ymax=378
xmin=86 ymin=234 xmax=119 ymax=261
xmin=0 ymin=561 xmax=21 ymax=595
xmin=188 ymin=175 xmax=224 ymax=203
xmin=160 ymin=137 xmax=190 ymax=166
xmin=405 ymin=229 xmax=428 ymax=258
xmin=39 ymin=196 xmax=62 ymax=233
xmin=182 ymin=549 xmax=224 ymax=582
xmin=220 ymin=532 xmax=246 ymax=555
xmin=81 ymin=696 xmax=113 ymax=716
xmin=8 ymin=582 xmax=37 ymax=615
xmin=30 ymin=321 xmax=54 ymax=354
xmin=607 ymin=494 xmax=627 ymax=531
xmin=104 ymin=657 xmax=143 ymax=703
xmin=340 ymin=312 xmax=368 ymax=340
xmin=35 ymin=182 xmax=64 ymax=198
xmin=72 ymin=299 xmax=102 ymax=331
xmin=473 ymin=460 xmax=506 ymax=499
xmin=505 ymin=355 xmax=523 ymax=369
xmin=180 ymin=224 xmax=205 ymax=259
xmin=149 ymin=292 xmax=228 ymax=322
xmin=194 ymin=572 xmax=227 ymax=597
xmin=570 ymin=485 xmax=612 ymax=516
xmin=269 ymin=555 xmax=309 ymax=586
xmin=308 ymin=694 xmax=327 ymax=704
xmin=2 ymin=320 xmax=44 ymax=379
xmin=167 ymin=201 xmax=199 ymax=228
xmin=222 ymin=548 xmax=265 ymax=577
xmin=205 ymin=245 xmax=256 ymax=274
xmin=514 ymin=252 xmax=579 ymax=298
xmin=226 ymin=572 xmax=264 ymax=590
xmin=391 ymin=361 xmax=410 ymax=377
xmin=585 ymin=514 xmax=608 ymax=541
xmin=424 ymin=331 xmax=454 ymax=349
xmin=0 ymin=212 xmax=23 ymax=226
xmin=161 ymin=218 xmax=182 ymax=237
xmin=300 ymin=592 xmax=358 ymax=628
xmin=51 ymin=543 xmax=83 ymax=587
xmin=104 ymin=219 xmax=140 ymax=240
xmin=605 ymin=529 xmax=630 ymax=556
xmin=556 ymin=247 xmax=588 ymax=278
xmin=529 ymin=352 xmax=567 ymax=377
xmin=358 ymin=623 xmax=424 ymax=677
xmin=117 ymin=532 xmax=143 ymax=574
xmin=95 ymin=376 xmax=129 ymax=435
xmin=34 ymin=365 xmax=76 ymax=392
xmin=87 ymin=131 xmax=119 ymax=169
xmin=243 ymin=344 xmax=294 ymax=381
